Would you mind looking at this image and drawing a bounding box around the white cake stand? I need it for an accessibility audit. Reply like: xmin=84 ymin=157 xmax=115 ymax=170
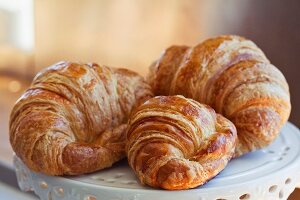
xmin=14 ymin=122 xmax=300 ymax=200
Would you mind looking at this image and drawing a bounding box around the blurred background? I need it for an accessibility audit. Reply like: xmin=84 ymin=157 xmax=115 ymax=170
xmin=0 ymin=0 xmax=299 ymax=199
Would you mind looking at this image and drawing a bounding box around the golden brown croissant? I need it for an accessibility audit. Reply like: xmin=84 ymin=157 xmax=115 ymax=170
xmin=9 ymin=61 xmax=153 ymax=175
xmin=148 ymin=35 xmax=291 ymax=156
xmin=126 ymin=95 xmax=237 ymax=190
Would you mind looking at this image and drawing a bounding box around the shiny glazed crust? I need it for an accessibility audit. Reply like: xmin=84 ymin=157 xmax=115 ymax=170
xmin=9 ymin=61 xmax=153 ymax=175
xmin=148 ymin=35 xmax=291 ymax=156
xmin=126 ymin=95 xmax=237 ymax=190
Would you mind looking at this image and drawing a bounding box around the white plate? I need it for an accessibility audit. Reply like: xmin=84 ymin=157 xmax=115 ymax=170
xmin=14 ymin=122 xmax=300 ymax=200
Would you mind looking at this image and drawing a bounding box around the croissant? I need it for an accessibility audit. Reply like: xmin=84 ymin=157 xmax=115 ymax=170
xmin=9 ymin=61 xmax=153 ymax=175
xmin=148 ymin=35 xmax=291 ymax=156
xmin=126 ymin=95 xmax=237 ymax=190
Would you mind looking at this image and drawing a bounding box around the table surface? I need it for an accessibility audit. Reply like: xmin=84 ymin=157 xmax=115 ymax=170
xmin=0 ymin=182 xmax=36 ymax=200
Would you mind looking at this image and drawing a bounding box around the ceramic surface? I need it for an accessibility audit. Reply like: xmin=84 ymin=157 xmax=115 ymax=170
xmin=15 ymin=122 xmax=300 ymax=200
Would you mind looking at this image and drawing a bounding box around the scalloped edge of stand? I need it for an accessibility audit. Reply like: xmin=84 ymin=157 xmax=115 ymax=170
xmin=14 ymin=122 xmax=300 ymax=200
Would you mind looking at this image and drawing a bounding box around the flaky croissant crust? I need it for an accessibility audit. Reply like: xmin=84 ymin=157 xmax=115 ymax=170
xmin=10 ymin=61 xmax=153 ymax=175
xmin=126 ymin=95 xmax=237 ymax=190
xmin=148 ymin=35 xmax=291 ymax=156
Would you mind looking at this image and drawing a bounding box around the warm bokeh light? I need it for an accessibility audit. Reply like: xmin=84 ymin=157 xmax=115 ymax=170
xmin=8 ymin=80 xmax=21 ymax=93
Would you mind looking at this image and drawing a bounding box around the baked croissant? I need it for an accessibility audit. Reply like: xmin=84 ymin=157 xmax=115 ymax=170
xmin=9 ymin=61 xmax=153 ymax=175
xmin=126 ymin=95 xmax=237 ymax=190
xmin=148 ymin=35 xmax=291 ymax=156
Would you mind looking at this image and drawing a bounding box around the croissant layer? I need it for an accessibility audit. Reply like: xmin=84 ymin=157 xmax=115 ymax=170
xmin=126 ymin=95 xmax=237 ymax=190
xmin=10 ymin=61 xmax=153 ymax=175
xmin=148 ymin=35 xmax=291 ymax=156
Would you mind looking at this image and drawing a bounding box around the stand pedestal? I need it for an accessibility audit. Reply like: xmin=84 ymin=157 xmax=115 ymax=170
xmin=14 ymin=122 xmax=300 ymax=200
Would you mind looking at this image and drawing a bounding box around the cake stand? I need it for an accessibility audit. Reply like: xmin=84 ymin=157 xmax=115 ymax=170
xmin=14 ymin=122 xmax=300 ymax=200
